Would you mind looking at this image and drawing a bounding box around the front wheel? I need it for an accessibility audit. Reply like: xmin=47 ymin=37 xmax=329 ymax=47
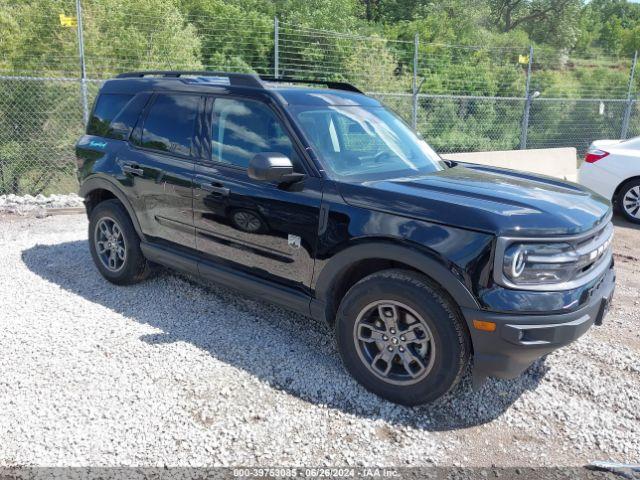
xmin=616 ymin=179 xmax=640 ymax=224
xmin=335 ymin=269 xmax=470 ymax=406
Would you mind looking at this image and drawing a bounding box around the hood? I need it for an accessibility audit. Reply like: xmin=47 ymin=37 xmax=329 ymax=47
xmin=338 ymin=164 xmax=611 ymax=236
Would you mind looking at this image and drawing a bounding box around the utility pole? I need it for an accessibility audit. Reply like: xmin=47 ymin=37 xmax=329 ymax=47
xmin=412 ymin=33 xmax=419 ymax=130
xmin=274 ymin=17 xmax=280 ymax=79
xmin=621 ymin=51 xmax=637 ymax=140
xmin=520 ymin=45 xmax=534 ymax=150
xmin=76 ymin=0 xmax=88 ymax=126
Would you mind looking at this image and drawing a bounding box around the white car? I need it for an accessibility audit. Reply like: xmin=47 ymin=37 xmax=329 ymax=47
xmin=578 ymin=137 xmax=640 ymax=224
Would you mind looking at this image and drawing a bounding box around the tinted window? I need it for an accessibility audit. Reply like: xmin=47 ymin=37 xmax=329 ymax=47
xmin=108 ymin=93 xmax=151 ymax=140
xmin=87 ymin=94 xmax=133 ymax=137
xmin=141 ymin=94 xmax=199 ymax=156
xmin=212 ymin=98 xmax=298 ymax=169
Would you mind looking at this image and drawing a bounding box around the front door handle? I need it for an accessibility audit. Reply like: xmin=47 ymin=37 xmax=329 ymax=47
xmin=122 ymin=163 xmax=144 ymax=176
xmin=196 ymin=175 xmax=230 ymax=196
xmin=200 ymin=182 xmax=230 ymax=196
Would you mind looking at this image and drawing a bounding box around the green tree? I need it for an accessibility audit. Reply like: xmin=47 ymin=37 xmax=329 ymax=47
xmin=0 ymin=0 xmax=200 ymax=194
xmin=82 ymin=0 xmax=201 ymax=75
xmin=575 ymin=0 xmax=640 ymax=55
xmin=489 ymin=0 xmax=574 ymax=32
xmin=178 ymin=0 xmax=272 ymax=73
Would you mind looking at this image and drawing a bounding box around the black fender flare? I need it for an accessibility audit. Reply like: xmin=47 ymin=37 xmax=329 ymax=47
xmin=311 ymin=241 xmax=480 ymax=323
xmin=79 ymin=176 xmax=146 ymax=240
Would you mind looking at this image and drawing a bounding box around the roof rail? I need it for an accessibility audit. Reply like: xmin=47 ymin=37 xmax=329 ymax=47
xmin=115 ymin=71 xmax=363 ymax=94
xmin=259 ymin=75 xmax=363 ymax=94
xmin=115 ymin=71 xmax=262 ymax=89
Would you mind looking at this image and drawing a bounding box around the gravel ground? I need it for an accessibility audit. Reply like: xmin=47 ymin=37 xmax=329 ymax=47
xmin=0 ymin=213 xmax=638 ymax=468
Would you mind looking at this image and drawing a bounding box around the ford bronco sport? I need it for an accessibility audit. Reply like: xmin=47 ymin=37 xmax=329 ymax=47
xmin=76 ymin=71 xmax=615 ymax=405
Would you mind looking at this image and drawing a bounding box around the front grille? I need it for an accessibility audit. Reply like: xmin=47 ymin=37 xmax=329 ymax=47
xmin=572 ymin=219 xmax=614 ymax=281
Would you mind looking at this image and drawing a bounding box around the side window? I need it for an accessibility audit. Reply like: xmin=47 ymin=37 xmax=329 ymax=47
xmin=108 ymin=93 xmax=151 ymax=140
xmin=141 ymin=94 xmax=200 ymax=156
xmin=87 ymin=94 xmax=133 ymax=137
xmin=211 ymin=97 xmax=299 ymax=170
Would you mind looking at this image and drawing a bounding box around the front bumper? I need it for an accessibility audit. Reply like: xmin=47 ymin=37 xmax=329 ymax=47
xmin=462 ymin=263 xmax=615 ymax=383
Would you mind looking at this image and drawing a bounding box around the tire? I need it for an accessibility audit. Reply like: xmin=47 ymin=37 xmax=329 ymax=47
xmin=335 ymin=269 xmax=470 ymax=406
xmin=615 ymin=178 xmax=640 ymax=224
xmin=88 ymin=199 xmax=151 ymax=285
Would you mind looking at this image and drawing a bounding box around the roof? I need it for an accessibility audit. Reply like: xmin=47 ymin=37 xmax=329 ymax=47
xmin=269 ymin=87 xmax=380 ymax=107
xmin=100 ymin=71 xmax=379 ymax=107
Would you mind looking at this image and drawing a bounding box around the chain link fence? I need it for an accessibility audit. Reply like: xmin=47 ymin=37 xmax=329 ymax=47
xmin=0 ymin=76 xmax=96 ymax=195
xmin=527 ymin=98 xmax=633 ymax=150
xmin=2 ymin=1 xmax=640 ymax=195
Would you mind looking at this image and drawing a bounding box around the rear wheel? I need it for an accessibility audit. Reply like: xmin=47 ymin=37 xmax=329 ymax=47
xmin=335 ymin=269 xmax=470 ymax=406
xmin=88 ymin=199 xmax=151 ymax=285
xmin=616 ymin=179 xmax=640 ymax=224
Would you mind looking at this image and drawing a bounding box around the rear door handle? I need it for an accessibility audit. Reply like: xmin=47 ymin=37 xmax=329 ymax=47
xmin=122 ymin=163 xmax=144 ymax=176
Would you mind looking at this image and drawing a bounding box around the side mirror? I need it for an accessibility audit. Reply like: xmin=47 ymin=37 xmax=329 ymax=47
xmin=248 ymin=152 xmax=305 ymax=185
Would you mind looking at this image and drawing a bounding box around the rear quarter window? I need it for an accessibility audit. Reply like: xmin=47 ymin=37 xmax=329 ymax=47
xmin=87 ymin=93 xmax=134 ymax=137
xmin=140 ymin=93 xmax=200 ymax=156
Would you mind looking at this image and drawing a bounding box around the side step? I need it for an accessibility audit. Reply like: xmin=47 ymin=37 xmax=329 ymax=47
xmin=140 ymin=241 xmax=312 ymax=318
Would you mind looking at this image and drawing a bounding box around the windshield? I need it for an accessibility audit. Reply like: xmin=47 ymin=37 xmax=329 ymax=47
xmin=290 ymin=105 xmax=445 ymax=180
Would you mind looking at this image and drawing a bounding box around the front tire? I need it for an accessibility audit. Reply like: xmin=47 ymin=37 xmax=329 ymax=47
xmin=616 ymin=179 xmax=640 ymax=224
xmin=335 ymin=269 xmax=470 ymax=406
xmin=88 ymin=199 xmax=151 ymax=285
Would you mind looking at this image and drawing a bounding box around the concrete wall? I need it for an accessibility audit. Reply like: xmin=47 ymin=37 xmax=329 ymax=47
xmin=441 ymin=147 xmax=578 ymax=182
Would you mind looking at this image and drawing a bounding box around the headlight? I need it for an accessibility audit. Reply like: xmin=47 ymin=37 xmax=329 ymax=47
xmin=502 ymin=242 xmax=577 ymax=285
xmin=494 ymin=221 xmax=614 ymax=291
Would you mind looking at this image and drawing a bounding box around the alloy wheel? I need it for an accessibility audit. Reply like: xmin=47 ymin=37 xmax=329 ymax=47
xmin=94 ymin=217 xmax=127 ymax=272
xmin=623 ymin=185 xmax=640 ymax=219
xmin=353 ymin=300 xmax=436 ymax=385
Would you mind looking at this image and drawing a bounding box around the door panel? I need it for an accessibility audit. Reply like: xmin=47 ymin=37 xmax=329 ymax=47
xmin=121 ymin=92 xmax=201 ymax=248
xmin=193 ymin=163 xmax=322 ymax=293
xmin=120 ymin=147 xmax=195 ymax=248
xmin=192 ymin=95 xmax=323 ymax=292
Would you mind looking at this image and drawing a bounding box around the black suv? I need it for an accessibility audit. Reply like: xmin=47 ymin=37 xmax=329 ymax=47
xmin=76 ymin=71 xmax=615 ymax=405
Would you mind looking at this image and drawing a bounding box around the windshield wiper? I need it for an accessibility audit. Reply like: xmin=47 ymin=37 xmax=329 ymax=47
xmin=443 ymin=159 xmax=457 ymax=168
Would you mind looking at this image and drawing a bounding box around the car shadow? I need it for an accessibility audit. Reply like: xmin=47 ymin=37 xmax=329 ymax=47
xmin=21 ymin=240 xmax=547 ymax=431
xmin=613 ymin=215 xmax=640 ymax=231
